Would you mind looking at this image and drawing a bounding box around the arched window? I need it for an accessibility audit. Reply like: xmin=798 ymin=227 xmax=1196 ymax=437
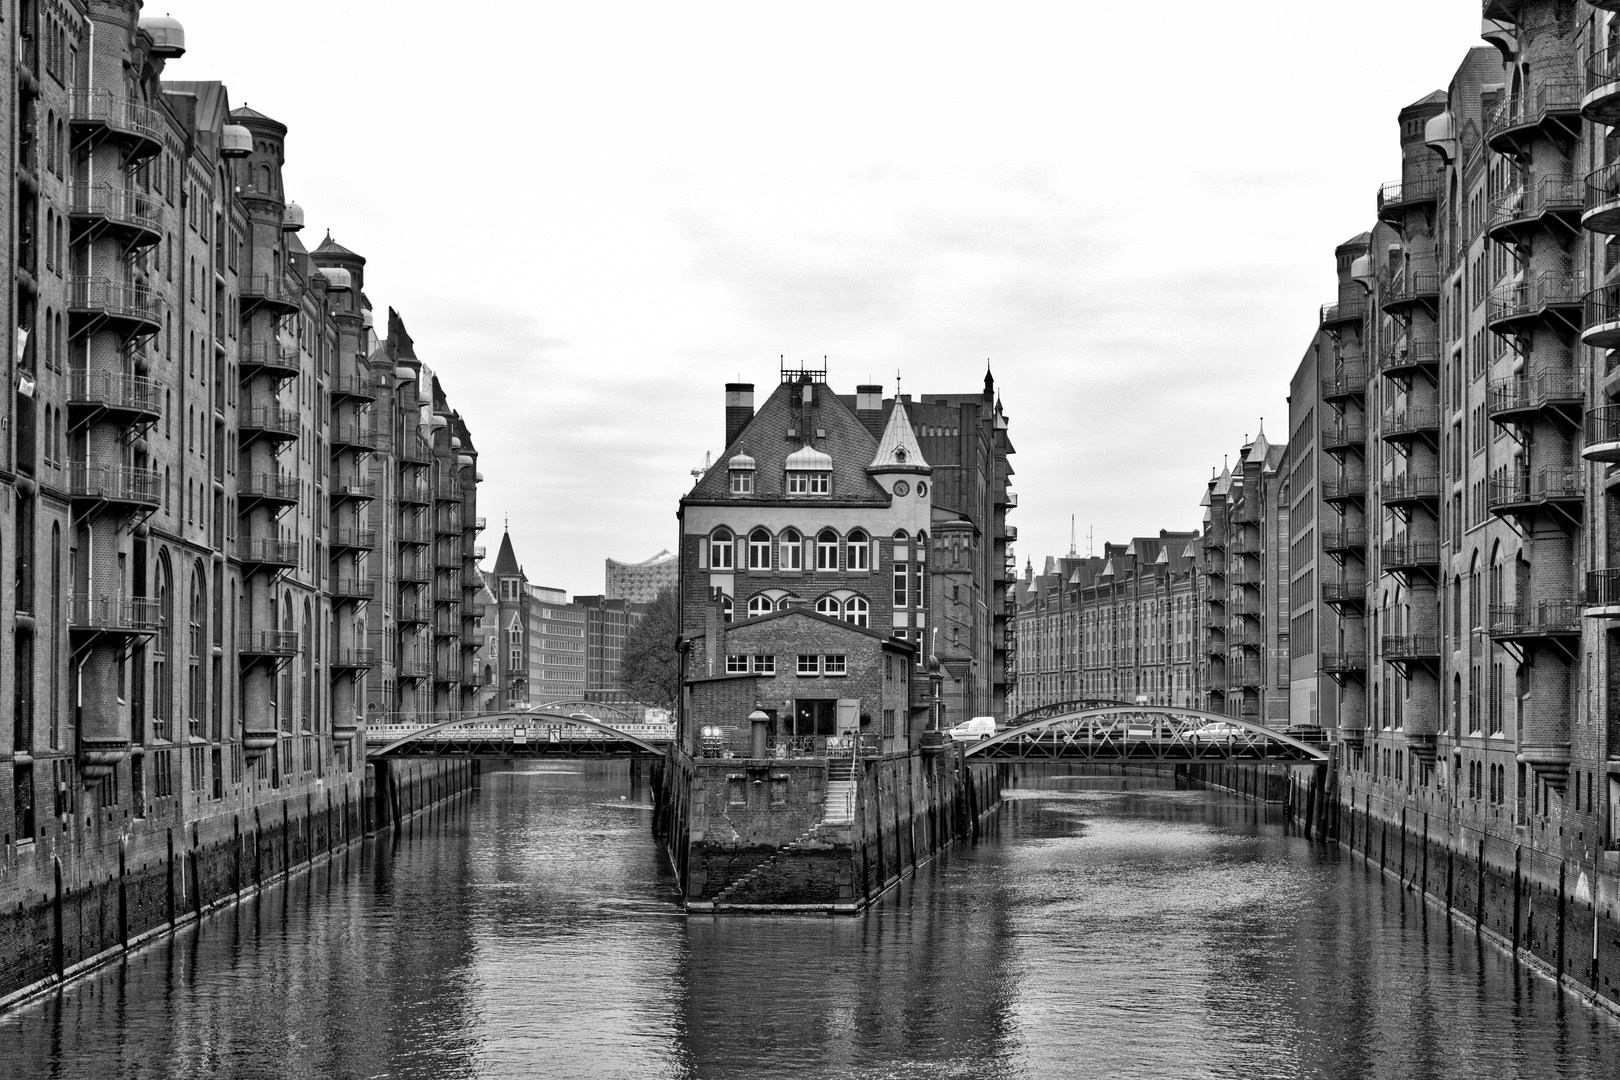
xmin=780 ymin=529 xmax=802 ymax=571
xmin=844 ymin=596 xmax=869 ymax=627
xmin=747 ymin=595 xmax=774 ymax=618
xmin=847 ymin=530 xmax=869 ymax=571
xmin=893 ymin=529 xmax=909 ymax=540
xmin=816 ymin=596 xmax=842 ymax=618
xmin=748 ymin=528 xmax=771 ymax=570
xmin=710 ymin=528 xmax=734 ymax=570
xmin=816 ymin=529 xmax=839 ymax=571
xmin=721 ymin=595 xmax=733 ymax=623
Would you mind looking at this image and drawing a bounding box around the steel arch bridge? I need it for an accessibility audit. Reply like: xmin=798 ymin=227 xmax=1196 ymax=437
xmin=961 ymin=702 xmax=1328 ymax=764
xmin=365 ymin=703 xmax=672 ymax=759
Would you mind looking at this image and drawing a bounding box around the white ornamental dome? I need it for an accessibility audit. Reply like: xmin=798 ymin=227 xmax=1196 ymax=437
xmin=784 ymin=445 xmax=832 ymax=471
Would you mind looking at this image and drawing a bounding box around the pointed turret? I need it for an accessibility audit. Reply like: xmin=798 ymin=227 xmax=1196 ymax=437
xmin=493 ymin=530 xmax=523 ymax=579
xmin=868 ymin=398 xmax=930 ymax=477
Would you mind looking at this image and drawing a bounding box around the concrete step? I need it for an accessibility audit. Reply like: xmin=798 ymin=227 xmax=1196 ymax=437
xmin=823 ymin=780 xmax=855 ymax=824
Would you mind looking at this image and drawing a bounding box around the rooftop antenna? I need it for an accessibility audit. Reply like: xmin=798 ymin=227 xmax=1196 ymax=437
xmin=1087 ymin=526 xmax=1094 ymax=557
xmin=896 ymin=369 xmax=902 ymax=399
xmin=1069 ymin=515 xmax=1076 ymax=557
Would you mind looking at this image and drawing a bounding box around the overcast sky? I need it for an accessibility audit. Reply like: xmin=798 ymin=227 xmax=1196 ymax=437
xmin=179 ymin=1 xmax=1481 ymax=594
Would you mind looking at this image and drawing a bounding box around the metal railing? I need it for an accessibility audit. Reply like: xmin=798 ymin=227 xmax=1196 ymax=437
xmin=1487 ymin=176 xmax=1583 ymax=230
xmin=70 ymin=90 xmax=165 ymax=146
xmin=329 ymin=527 xmax=376 ymax=550
xmin=1381 ymin=266 xmax=1441 ymax=308
xmin=1489 ymin=601 xmax=1582 ymax=638
xmin=69 ymin=463 xmax=161 ymax=505
xmin=67 ymin=277 xmax=162 ymax=325
xmin=1320 ymin=652 xmax=1368 ymax=673
xmin=1320 ymin=364 xmax=1369 ymax=399
xmin=329 ymin=374 xmax=377 ymax=399
xmin=400 ymin=481 xmax=432 ymax=504
xmin=239 ymin=273 xmax=298 ymax=307
xmin=1320 ymin=297 xmax=1368 ymax=327
xmin=1322 ymin=422 xmax=1366 ymax=450
xmin=1381 ymin=405 xmax=1442 ymax=437
xmin=1487 ymin=369 xmax=1580 ymax=417
xmin=241 ymin=343 xmax=301 ymax=375
xmin=237 ymin=538 xmax=298 ymax=565
xmin=331 ymin=475 xmax=378 ymax=501
xmin=1380 ymin=634 xmax=1441 ymax=659
xmin=240 ymin=405 xmax=300 ymax=438
xmin=331 ymin=577 xmax=375 ymax=600
xmin=329 ymin=421 xmax=377 ymax=449
xmin=1487 ymin=467 xmax=1583 ymax=508
xmin=1381 ymin=540 xmax=1441 ymax=568
xmin=397 ymin=660 xmax=433 ymax=679
xmin=239 ymin=472 xmax=299 ymax=502
xmin=1382 ymin=472 xmax=1442 ymax=502
xmin=1378 ymin=338 xmax=1440 ymax=374
xmin=1489 ymin=272 xmax=1583 ymax=326
xmin=1484 ymin=78 xmax=1582 ymax=143
xmin=1322 ymin=477 xmax=1367 ymax=501
xmin=1377 ymin=176 xmax=1440 ymax=215
xmin=1586 ymin=41 xmax=1620 ymax=98
xmin=1321 ymin=528 xmax=1366 ymax=551
xmin=332 ymin=648 xmax=378 ymax=669
xmin=1586 ymin=569 xmax=1620 ymax=607
xmin=240 ymin=629 xmax=298 ymax=656
xmin=68 ymin=182 xmax=163 ymax=233
xmin=1322 ymin=578 xmax=1368 ymax=603
xmin=68 ymin=371 xmax=162 ymax=416
xmin=69 ymin=595 xmax=161 ymax=631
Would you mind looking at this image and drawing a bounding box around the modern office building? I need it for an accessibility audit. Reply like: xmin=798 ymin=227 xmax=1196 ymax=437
xmin=605 ymin=550 xmax=676 ymax=603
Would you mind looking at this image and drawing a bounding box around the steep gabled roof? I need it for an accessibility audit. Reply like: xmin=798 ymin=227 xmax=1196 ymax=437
xmin=869 ymin=398 xmax=929 ymax=474
xmin=684 ymin=380 xmax=889 ymax=503
xmin=492 ymin=531 xmax=523 ymax=578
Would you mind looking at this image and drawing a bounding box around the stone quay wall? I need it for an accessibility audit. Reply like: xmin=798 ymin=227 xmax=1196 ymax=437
xmin=663 ymin=746 xmax=1003 ymax=913
xmin=0 ymin=757 xmax=476 ymax=1012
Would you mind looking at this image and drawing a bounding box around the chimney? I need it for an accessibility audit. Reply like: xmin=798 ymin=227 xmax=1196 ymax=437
xmin=724 ymin=383 xmax=754 ymax=447
xmin=855 ymin=384 xmax=884 ymax=438
xmin=704 ymin=587 xmax=728 ymax=676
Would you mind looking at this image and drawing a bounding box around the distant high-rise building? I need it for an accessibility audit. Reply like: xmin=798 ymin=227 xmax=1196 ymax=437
xmin=606 ymin=550 xmax=677 ymax=602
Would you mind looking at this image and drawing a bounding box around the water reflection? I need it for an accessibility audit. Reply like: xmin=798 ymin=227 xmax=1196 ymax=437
xmin=2 ymin=764 xmax=1617 ymax=1079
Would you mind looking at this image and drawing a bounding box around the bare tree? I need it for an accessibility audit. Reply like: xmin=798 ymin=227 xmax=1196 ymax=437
xmin=622 ymin=586 xmax=680 ymax=709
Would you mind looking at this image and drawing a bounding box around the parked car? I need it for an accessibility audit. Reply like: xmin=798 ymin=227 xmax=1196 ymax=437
xmin=1187 ymin=722 xmax=1246 ymax=743
xmin=949 ymin=716 xmax=998 ymax=742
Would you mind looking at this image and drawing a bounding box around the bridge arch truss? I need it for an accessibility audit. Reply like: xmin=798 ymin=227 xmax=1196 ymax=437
xmin=962 ymin=703 xmax=1328 ymax=764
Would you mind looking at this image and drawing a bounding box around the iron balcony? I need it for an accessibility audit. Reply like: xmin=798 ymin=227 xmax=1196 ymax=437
xmin=1319 ymin=297 xmax=1367 ymax=334
xmin=435 ymin=478 xmax=464 ymax=503
xmin=238 ymin=472 xmax=300 ymax=506
xmin=1377 ymin=338 xmax=1441 ymax=379
xmin=69 ymin=595 xmax=161 ymax=636
xmin=1585 ymin=569 xmax=1620 ymax=616
xmin=1379 ymin=267 xmax=1441 ymax=317
xmin=1381 ymin=540 xmax=1441 ymax=574
xmin=329 ymin=374 xmax=378 ymax=402
xmin=331 ymin=577 xmax=376 ymax=601
xmin=69 ymin=90 xmax=164 ymax=159
xmin=240 ymin=343 xmax=302 ymax=381
xmin=1489 ymin=601 xmax=1582 ymax=642
xmin=1489 ymin=273 xmax=1583 ymax=338
xmin=1485 ymin=177 xmax=1584 ymax=246
xmin=1321 ymin=364 xmax=1369 ymax=403
xmin=68 ymin=371 xmax=162 ymax=426
xmin=331 ymin=475 xmax=378 ymax=502
xmin=67 ymin=277 xmax=163 ymax=335
xmin=70 ymin=463 xmax=161 ymax=509
xmin=1321 ymin=528 xmax=1366 ymax=556
xmin=397 ymin=660 xmax=433 ymax=680
xmin=1483 ymin=78 xmax=1582 ymax=155
xmin=1382 ymin=472 xmax=1443 ymax=509
xmin=236 ymin=537 xmax=298 ymax=569
xmin=398 ymin=563 xmax=431 ymax=584
xmin=1322 ymin=577 xmax=1368 ymax=608
xmin=1322 ymin=421 xmax=1366 ymax=454
xmin=239 ymin=629 xmax=298 ymax=659
xmin=1488 ymin=369 xmax=1582 ymax=427
xmin=329 ymin=527 xmax=376 ymax=551
xmin=1381 ymin=405 xmax=1442 ymax=444
xmin=1322 ymin=476 xmax=1367 ymax=504
xmin=239 ymin=405 xmax=300 ymax=443
xmin=398 ymin=520 xmax=430 ymax=545
xmin=331 ymin=648 xmax=378 ymax=671
xmin=1321 ymin=651 xmax=1368 ymax=676
xmin=1585 ymin=160 xmax=1620 ymax=235
xmin=398 ymin=601 xmax=429 ymax=625
xmin=1376 ymin=175 xmax=1440 ymax=226
xmin=400 ymin=481 xmax=432 ymax=506
xmin=239 ymin=272 xmax=300 ymax=315
xmin=329 ymin=421 xmax=378 ymax=452
xmin=1380 ymin=634 xmax=1441 ymax=662
xmin=1486 ymin=467 xmax=1583 ymax=517
xmin=67 ymin=182 xmax=162 ymax=246
xmin=1585 ymin=42 xmax=1620 ymax=128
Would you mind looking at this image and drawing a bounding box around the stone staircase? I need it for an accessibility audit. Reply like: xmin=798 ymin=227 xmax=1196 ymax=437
xmin=711 ymin=820 xmax=834 ymax=904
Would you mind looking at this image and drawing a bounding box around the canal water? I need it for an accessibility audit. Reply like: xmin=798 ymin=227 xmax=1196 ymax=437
xmin=4 ymin=763 xmax=1619 ymax=1079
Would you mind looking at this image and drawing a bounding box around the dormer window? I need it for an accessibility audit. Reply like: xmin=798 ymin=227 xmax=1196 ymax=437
xmin=787 ymin=471 xmax=830 ymax=495
xmin=728 ymin=452 xmax=756 ymax=495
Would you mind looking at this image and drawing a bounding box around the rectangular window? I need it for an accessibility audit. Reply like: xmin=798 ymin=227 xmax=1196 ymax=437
xmin=797 ymin=654 xmax=820 ymax=676
xmin=754 ymin=654 xmax=776 ymax=675
xmin=810 ymin=473 xmax=829 ymax=494
xmin=726 ymin=654 xmax=749 ymax=674
xmin=894 ymin=566 xmax=908 ymax=607
xmin=787 ymin=473 xmax=809 ymax=495
xmin=730 ymin=471 xmax=753 ymax=494
xmin=823 ymin=654 xmax=846 ymax=676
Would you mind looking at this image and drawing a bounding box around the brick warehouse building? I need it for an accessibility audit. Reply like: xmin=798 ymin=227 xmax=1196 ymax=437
xmin=675 ymin=367 xmax=1013 ymax=754
xmin=0 ymin=5 xmax=483 ymax=1002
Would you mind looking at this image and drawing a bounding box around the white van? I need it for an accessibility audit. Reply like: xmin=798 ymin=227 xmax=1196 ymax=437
xmin=948 ymin=716 xmax=998 ymax=742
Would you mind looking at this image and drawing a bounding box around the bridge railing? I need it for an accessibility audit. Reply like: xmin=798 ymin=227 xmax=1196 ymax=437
xmin=364 ymin=719 xmax=676 ymax=744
